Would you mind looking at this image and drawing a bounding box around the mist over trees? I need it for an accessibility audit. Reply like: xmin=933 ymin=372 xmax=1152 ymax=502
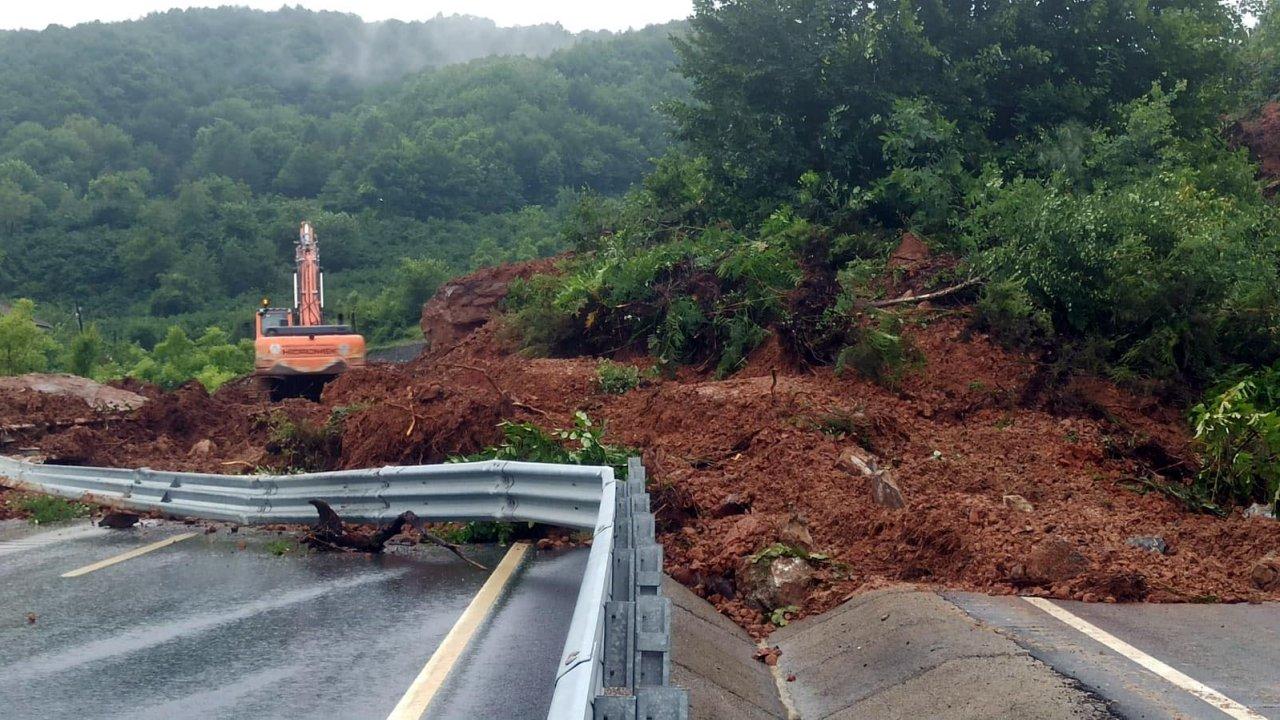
xmin=0 ymin=9 xmax=687 ymax=345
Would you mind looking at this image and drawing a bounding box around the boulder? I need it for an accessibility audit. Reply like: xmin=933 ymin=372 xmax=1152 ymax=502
xmin=1010 ymin=536 xmax=1091 ymax=586
xmin=1251 ymin=552 xmax=1280 ymax=591
xmin=1002 ymin=494 xmax=1034 ymax=513
xmin=1125 ymin=536 xmax=1168 ymax=555
xmin=838 ymin=447 xmax=907 ymax=509
xmin=740 ymin=555 xmax=814 ymax=611
xmin=0 ymin=373 xmax=145 ymax=411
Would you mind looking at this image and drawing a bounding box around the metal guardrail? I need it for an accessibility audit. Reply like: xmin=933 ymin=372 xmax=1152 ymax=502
xmin=0 ymin=454 xmax=688 ymax=719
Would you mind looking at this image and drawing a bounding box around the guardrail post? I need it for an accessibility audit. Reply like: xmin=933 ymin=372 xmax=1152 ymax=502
xmin=602 ymin=600 xmax=635 ymax=689
xmin=634 ymin=595 xmax=671 ymax=687
xmin=637 ymin=687 xmax=688 ymax=720
xmin=593 ymin=695 xmax=636 ymax=720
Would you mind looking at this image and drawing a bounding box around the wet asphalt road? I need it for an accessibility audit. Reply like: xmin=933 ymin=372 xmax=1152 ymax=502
xmin=0 ymin=519 xmax=585 ymax=719
xmin=950 ymin=592 xmax=1280 ymax=719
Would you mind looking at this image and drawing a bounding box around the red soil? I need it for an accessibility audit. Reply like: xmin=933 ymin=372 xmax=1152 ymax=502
xmin=4 ymin=261 xmax=1279 ymax=636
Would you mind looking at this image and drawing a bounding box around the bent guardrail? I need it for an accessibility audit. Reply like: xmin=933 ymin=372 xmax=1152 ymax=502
xmin=0 ymin=454 xmax=687 ymax=720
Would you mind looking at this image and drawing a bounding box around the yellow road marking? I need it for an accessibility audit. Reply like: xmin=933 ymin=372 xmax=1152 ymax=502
xmin=1024 ymin=597 xmax=1267 ymax=720
xmin=61 ymin=532 xmax=200 ymax=578
xmin=386 ymin=542 xmax=531 ymax=720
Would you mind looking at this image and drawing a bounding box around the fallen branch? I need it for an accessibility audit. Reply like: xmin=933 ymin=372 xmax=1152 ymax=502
xmin=868 ymin=277 xmax=980 ymax=308
xmin=303 ymin=499 xmax=488 ymax=570
xmin=442 ymin=362 xmax=551 ymax=418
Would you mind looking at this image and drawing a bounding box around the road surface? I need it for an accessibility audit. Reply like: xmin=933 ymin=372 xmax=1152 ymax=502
xmin=950 ymin=592 xmax=1280 ymax=719
xmin=0 ymin=518 xmax=584 ymax=719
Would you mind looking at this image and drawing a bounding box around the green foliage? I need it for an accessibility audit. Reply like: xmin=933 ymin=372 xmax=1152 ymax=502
xmin=0 ymin=11 xmax=686 ymax=342
xmin=437 ymin=521 xmax=516 ymax=545
xmin=508 ymin=218 xmax=804 ymax=376
xmin=835 ymin=313 xmax=922 ymax=389
xmin=456 ymin=411 xmax=632 ymax=480
xmin=595 ymin=360 xmax=641 ymax=394
xmin=66 ymin=325 xmax=107 ymax=379
xmin=973 ymin=279 xmax=1052 ymax=349
xmin=967 ymin=89 xmax=1280 ymax=385
xmin=748 ymin=543 xmax=829 ymax=565
xmin=671 ymin=0 xmax=1242 ymax=220
xmin=1189 ymin=375 xmax=1280 ymax=513
xmin=265 ymin=410 xmax=342 ymax=473
xmin=127 ymin=326 xmax=254 ymax=391
xmin=18 ymin=495 xmax=90 ymax=525
xmin=265 ymin=539 xmax=297 ymax=556
xmin=0 ymin=299 xmax=55 ymax=375
xmin=769 ymin=605 xmax=800 ymax=627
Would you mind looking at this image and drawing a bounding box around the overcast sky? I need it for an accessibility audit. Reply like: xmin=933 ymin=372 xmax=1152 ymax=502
xmin=0 ymin=1 xmax=695 ymax=32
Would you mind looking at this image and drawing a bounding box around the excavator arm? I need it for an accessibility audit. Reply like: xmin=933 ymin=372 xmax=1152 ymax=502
xmin=254 ymin=220 xmax=366 ymax=399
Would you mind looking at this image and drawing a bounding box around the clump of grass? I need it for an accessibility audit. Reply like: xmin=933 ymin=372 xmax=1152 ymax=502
xmin=265 ymin=539 xmax=296 ymax=556
xmin=19 ymin=495 xmax=90 ymax=525
xmin=595 ymin=360 xmax=642 ymax=395
xmin=437 ymin=521 xmax=517 ymax=545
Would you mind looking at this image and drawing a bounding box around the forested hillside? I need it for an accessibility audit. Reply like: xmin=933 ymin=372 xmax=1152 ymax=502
xmin=0 ymin=8 xmax=686 ymax=349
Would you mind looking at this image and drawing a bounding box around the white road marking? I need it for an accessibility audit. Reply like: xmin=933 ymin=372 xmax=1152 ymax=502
xmin=0 ymin=523 xmax=109 ymax=557
xmin=1023 ymin=597 xmax=1267 ymax=720
xmin=61 ymin=531 xmax=200 ymax=577
xmin=386 ymin=542 xmax=531 ymax=720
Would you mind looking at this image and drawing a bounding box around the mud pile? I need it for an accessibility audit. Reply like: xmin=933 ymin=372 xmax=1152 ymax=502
xmin=1235 ymin=101 xmax=1280 ymax=192
xmin=4 ymin=259 xmax=1279 ymax=635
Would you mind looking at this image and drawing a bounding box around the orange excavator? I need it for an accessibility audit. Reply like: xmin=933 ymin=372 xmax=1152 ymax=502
xmin=254 ymin=221 xmax=365 ymax=399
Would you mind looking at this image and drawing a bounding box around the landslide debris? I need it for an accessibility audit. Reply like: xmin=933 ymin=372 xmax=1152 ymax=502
xmin=5 ymin=259 xmax=1280 ymax=637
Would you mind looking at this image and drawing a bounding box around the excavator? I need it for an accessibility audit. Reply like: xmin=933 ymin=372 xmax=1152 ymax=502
xmin=254 ymin=221 xmax=365 ymax=399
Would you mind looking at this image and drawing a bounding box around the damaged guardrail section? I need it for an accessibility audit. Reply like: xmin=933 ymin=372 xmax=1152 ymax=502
xmin=0 ymin=454 xmax=687 ymax=720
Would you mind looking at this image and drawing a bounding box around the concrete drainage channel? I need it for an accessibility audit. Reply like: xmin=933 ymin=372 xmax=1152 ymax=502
xmin=0 ymin=454 xmax=687 ymax=720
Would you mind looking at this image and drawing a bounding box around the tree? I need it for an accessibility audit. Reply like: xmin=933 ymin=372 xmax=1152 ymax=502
xmin=0 ymin=299 xmax=55 ymax=375
xmin=67 ymin=324 xmax=106 ymax=378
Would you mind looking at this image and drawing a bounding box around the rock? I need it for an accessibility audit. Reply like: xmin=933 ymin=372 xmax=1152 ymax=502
xmin=1251 ymin=552 xmax=1280 ymax=591
xmin=779 ymin=514 xmax=813 ymax=550
xmin=753 ymin=646 xmax=783 ymax=666
xmin=1245 ymin=503 xmax=1277 ymax=520
xmin=714 ymin=492 xmax=752 ymax=518
xmin=838 ymin=448 xmax=907 ymax=509
xmin=1002 ymin=494 xmax=1034 ymax=513
xmin=0 ymin=373 xmax=146 ymax=411
xmin=189 ymin=438 xmax=215 ymax=457
xmin=870 ymin=472 xmax=906 ymax=509
xmin=838 ymin=447 xmax=878 ymax=477
xmin=98 ymin=511 xmax=140 ymax=529
xmin=741 ymin=555 xmax=815 ymax=611
xmin=1011 ymin=536 xmax=1091 ymax=586
xmin=1125 ymin=536 xmax=1167 ymax=555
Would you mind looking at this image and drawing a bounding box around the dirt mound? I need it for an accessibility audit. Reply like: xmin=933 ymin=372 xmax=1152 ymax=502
xmin=9 ymin=258 xmax=1280 ymax=637
xmin=1235 ymin=102 xmax=1280 ymax=192
xmin=0 ymin=374 xmax=146 ymax=411
xmin=419 ymin=257 xmax=559 ymax=351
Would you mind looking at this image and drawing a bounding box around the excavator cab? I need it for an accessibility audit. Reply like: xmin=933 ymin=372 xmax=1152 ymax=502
xmin=254 ymin=222 xmax=366 ymax=400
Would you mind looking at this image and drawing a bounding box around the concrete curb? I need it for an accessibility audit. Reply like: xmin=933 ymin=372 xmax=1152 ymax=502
xmin=664 ymin=577 xmax=789 ymax=720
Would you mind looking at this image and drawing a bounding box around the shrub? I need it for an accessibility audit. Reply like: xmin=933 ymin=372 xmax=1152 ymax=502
xmin=595 ymin=360 xmax=641 ymax=394
xmin=455 ymin=411 xmax=631 ymax=480
xmin=1189 ymin=375 xmax=1280 ymax=514
xmin=835 ymin=313 xmax=922 ymax=389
